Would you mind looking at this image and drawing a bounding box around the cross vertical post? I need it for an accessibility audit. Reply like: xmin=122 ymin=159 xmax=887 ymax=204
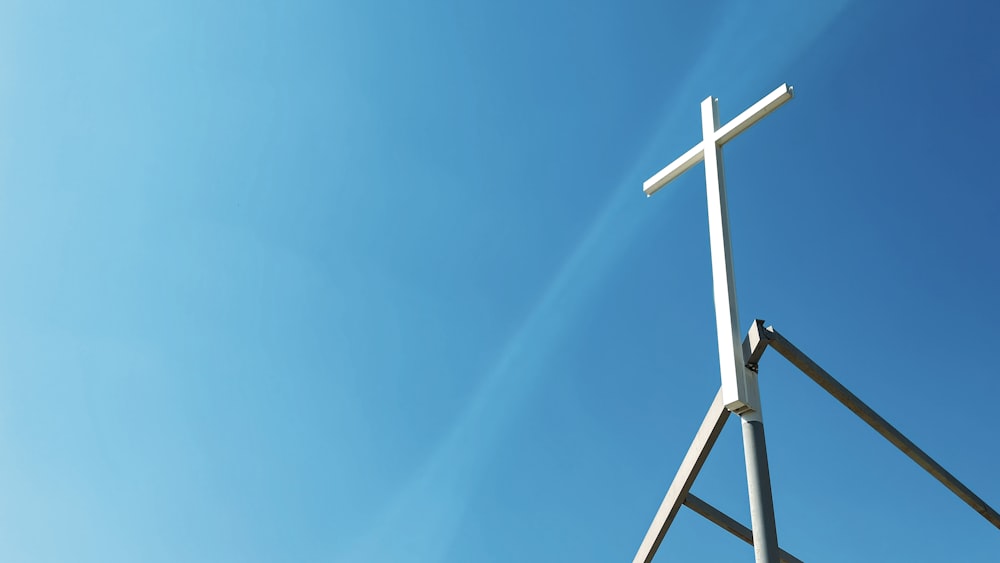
xmin=700 ymin=94 xmax=759 ymax=416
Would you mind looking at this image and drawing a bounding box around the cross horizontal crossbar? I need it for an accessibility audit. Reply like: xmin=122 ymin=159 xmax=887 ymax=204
xmin=642 ymin=83 xmax=793 ymax=197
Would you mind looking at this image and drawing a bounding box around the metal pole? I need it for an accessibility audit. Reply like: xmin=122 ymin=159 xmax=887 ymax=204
xmin=741 ymin=409 xmax=780 ymax=563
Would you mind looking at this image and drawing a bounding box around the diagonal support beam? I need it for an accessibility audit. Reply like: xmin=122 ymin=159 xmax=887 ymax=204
xmin=633 ymin=388 xmax=730 ymax=563
xmin=683 ymin=493 xmax=804 ymax=563
xmin=760 ymin=325 xmax=1000 ymax=530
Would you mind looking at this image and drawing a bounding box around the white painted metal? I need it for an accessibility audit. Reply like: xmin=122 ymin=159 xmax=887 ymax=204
xmin=700 ymin=94 xmax=759 ymax=414
xmin=643 ymin=83 xmax=793 ymax=413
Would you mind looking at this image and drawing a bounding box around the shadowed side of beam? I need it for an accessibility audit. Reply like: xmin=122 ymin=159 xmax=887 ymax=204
xmin=763 ymin=326 xmax=1000 ymax=530
xmin=683 ymin=493 xmax=804 ymax=563
xmin=633 ymin=388 xmax=730 ymax=563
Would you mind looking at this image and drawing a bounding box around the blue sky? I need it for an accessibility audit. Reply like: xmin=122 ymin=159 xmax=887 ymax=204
xmin=1 ymin=0 xmax=998 ymax=561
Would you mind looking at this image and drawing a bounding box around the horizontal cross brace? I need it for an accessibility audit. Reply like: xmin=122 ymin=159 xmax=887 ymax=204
xmin=683 ymin=493 xmax=803 ymax=563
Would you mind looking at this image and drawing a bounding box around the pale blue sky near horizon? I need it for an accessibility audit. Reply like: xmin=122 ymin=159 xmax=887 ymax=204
xmin=0 ymin=1 xmax=998 ymax=561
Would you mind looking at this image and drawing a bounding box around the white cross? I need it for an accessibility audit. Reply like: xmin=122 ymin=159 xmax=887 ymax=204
xmin=644 ymin=84 xmax=793 ymax=414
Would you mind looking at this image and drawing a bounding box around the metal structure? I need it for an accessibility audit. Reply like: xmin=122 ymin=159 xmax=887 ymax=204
xmin=634 ymin=85 xmax=1000 ymax=562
